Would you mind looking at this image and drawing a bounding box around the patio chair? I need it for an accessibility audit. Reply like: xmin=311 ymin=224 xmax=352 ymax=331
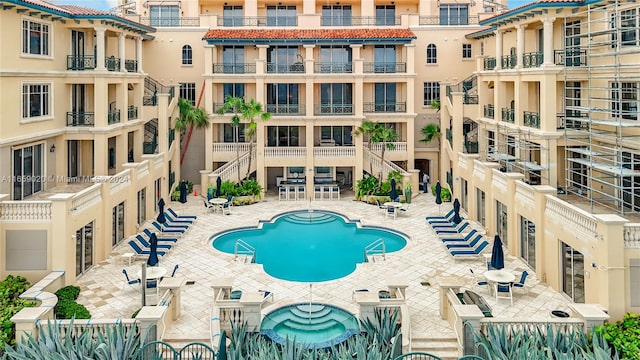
xmin=352 ymin=289 xmax=370 ymax=301
xmin=203 ymin=199 xmax=216 ymax=213
xmin=227 ymin=195 xmax=234 ymax=207
xmin=296 ymin=185 xmax=306 ymax=201
xmin=167 ymin=208 xmax=197 ymax=219
xmin=142 ymin=229 xmax=178 ymax=243
xmin=386 ymin=206 xmax=397 ymax=220
xmin=375 ymin=199 xmax=386 ymax=213
xmin=445 ymin=234 xmax=484 ymax=249
xmin=220 ymin=201 xmax=231 ymax=215
xmin=440 ymin=229 xmax=479 ymax=242
xmin=163 ymin=212 xmax=193 ymax=224
xmin=170 ymin=264 xmax=179 ymax=277
xmin=135 ymin=235 xmax=173 ymax=251
xmin=127 ymin=240 xmax=166 ymax=257
xmin=469 ymin=269 xmax=488 ymax=290
xmin=122 ymin=269 xmax=140 ymax=289
xmin=314 ymin=185 xmax=322 ymax=200
xmin=279 ymin=186 xmax=288 ymax=201
xmin=151 ymin=221 xmax=187 ymax=234
xmin=449 ymin=240 xmax=489 ymax=257
xmin=331 ymin=185 xmax=340 ymax=200
xmin=495 ymin=282 xmax=513 ymax=305
xmin=511 ymin=271 xmax=529 ymax=294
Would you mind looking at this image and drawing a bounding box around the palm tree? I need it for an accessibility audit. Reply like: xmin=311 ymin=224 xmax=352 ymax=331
xmin=420 ymin=123 xmax=441 ymax=145
xmin=217 ymin=95 xmax=244 ymax=183
xmin=354 ymin=121 xmax=378 ymax=176
xmin=371 ymin=124 xmax=398 ymax=185
xmin=175 ymin=98 xmax=209 ymax=164
xmin=241 ymin=99 xmax=271 ymax=180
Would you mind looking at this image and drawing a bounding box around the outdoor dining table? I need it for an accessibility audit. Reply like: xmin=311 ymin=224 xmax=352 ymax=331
xmin=383 ymin=202 xmax=403 ymax=209
xmin=137 ymin=266 xmax=167 ymax=281
xmin=209 ymin=198 xmax=228 ymax=213
xmin=484 ymin=270 xmax=515 ymax=296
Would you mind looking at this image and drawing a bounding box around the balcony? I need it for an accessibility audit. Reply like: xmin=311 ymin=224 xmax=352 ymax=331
xmin=464 ymin=141 xmax=479 ymax=154
xmin=484 ymin=57 xmax=496 ymax=70
xmin=501 ymin=54 xmax=516 ymax=69
xmin=67 ymin=112 xmax=94 ymax=126
xmin=266 ymin=104 xmax=305 ymax=115
xmin=523 ymin=111 xmax=540 ymax=129
xmin=554 ymin=50 xmax=587 ymax=67
xmin=446 ymin=128 xmax=453 ymax=144
xmin=169 ymin=129 xmax=175 ymax=148
xmin=124 ymin=59 xmax=138 ymax=72
xmin=217 ymin=16 xmax=296 ymax=26
xmin=67 ymin=55 xmax=95 ymax=70
xmin=212 ymin=63 xmax=256 ymax=74
xmin=501 ymin=108 xmax=515 ymax=123
xmin=363 ymin=102 xmax=406 ymax=113
xmin=313 ymin=146 xmax=356 ymax=157
xmin=128 ymin=105 xmax=138 ymax=120
xmin=107 ymin=110 xmax=121 ymax=125
xmin=484 ymin=105 xmax=495 ymax=119
xmin=314 ymin=104 xmax=354 ymax=115
xmin=314 ymin=63 xmax=353 ymax=73
xmin=141 ymin=17 xmax=200 ymax=27
xmin=418 ymin=15 xmax=479 ymax=25
xmin=320 ymin=16 xmax=400 ymax=26
xmin=143 ymin=140 xmax=157 ymax=154
xmin=363 ymin=62 xmax=406 ymax=73
xmin=522 ymin=52 xmax=543 ymax=68
xmin=264 ymin=147 xmax=306 ymax=158
xmin=106 ymin=56 xmax=121 ymax=71
xmin=266 ymin=63 xmax=304 ymax=74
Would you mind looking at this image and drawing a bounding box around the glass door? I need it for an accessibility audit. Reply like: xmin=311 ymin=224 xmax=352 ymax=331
xmin=496 ymin=200 xmax=508 ymax=246
xmin=112 ymin=202 xmax=125 ymax=247
xmin=561 ymin=242 xmax=585 ymax=302
xmin=520 ymin=216 xmax=536 ymax=270
xmin=476 ymin=189 xmax=486 ymax=226
xmin=75 ymin=222 xmax=94 ymax=276
xmin=137 ymin=188 xmax=146 ymax=226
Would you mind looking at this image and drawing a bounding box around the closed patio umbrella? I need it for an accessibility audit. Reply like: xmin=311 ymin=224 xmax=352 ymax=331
xmin=490 ymin=235 xmax=505 ymax=270
xmin=216 ymin=176 xmax=222 ymax=197
xmin=435 ymin=181 xmax=442 ymax=214
xmin=147 ymin=233 xmax=159 ymax=267
xmin=156 ymin=198 xmax=166 ymax=224
xmin=452 ymin=198 xmax=462 ymax=224
xmin=390 ymin=178 xmax=397 ymax=201
xmin=179 ymin=180 xmax=187 ymax=204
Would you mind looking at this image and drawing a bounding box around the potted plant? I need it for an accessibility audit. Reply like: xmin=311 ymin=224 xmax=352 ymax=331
xmin=403 ymin=182 xmax=412 ymax=204
xmin=207 ymin=182 xmax=215 ymax=199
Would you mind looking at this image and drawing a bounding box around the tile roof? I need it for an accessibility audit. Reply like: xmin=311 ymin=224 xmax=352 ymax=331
xmin=203 ymin=28 xmax=416 ymax=41
xmin=481 ymin=0 xmax=584 ymax=25
xmin=57 ymin=5 xmax=110 ymax=16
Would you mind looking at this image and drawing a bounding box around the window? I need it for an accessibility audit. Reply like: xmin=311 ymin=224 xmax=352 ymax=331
xmin=224 ymin=123 xmax=245 ymax=142
xmin=621 ymin=8 xmax=639 ymax=46
xmin=612 ymin=82 xmax=638 ymax=120
xmin=423 ymin=82 xmax=440 ymax=106
xmin=222 ymin=46 xmax=245 ymax=73
xmin=182 ymin=45 xmax=192 ymax=65
xmin=223 ymin=83 xmax=245 ymax=99
xmin=267 ymin=5 xmax=296 ymax=26
xmin=374 ymin=45 xmax=397 ymax=72
xmin=12 ymin=143 xmax=44 ymax=200
xmin=462 ymin=44 xmax=472 ymax=59
xmin=476 ymin=189 xmax=486 ymax=226
xmin=374 ymin=83 xmax=397 ymax=111
xmin=137 ymin=188 xmax=146 ymax=227
xmin=561 ymin=242 xmax=585 ymax=303
xmin=520 ymin=217 xmax=536 ymax=270
xmin=426 ymin=44 xmax=437 ymax=64
xmin=376 ymin=5 xmax=395 ymax=25
xmin=439 ymin=4 xmax=469 ymax=25
xmin=75 ymin=222 xmax=94 ymax=276
xmin=267 ymin=84 xmax=299 ymax=114
xmin=223 ymin=5 xmax=243 ymax=26
xmin=267 ymin=46 xmax=302 ymax=73
xmin=320 ymin=126 xmax=353 ymax=146
xmin=267 ymin=126 xmax=300 ymax=146
xmin=22 ymin=19 xmax=49 ymax=56
xmin=321 ymin=5 xmax=352 ymax=26
xmin=319 ymin=46 xmax=352 ymax=72
xmin=320 ymin=83 xmax=353 ymax=114
xmin=112 ymin=202 xmax=125 ymax=247
xmin=179 ymin=83 xmax=196 ymax=105
xmin=480 ymin=42 xmax=484 ymax=56
xmin=22 ymin=83 xmax=51 ymax=119
xmin=149 ymin=5 xmax=179 ymax=27
xmin=496 ymin=201 xmax=508 ymax=246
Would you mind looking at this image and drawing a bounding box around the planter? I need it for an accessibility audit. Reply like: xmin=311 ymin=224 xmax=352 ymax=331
xmin=234 ymin=195 xmax=260 ymax=206
xmin=207 ymin=188 xmax=214 ymax=199
xmin=404 ymin=188 xmax=412 ymax=204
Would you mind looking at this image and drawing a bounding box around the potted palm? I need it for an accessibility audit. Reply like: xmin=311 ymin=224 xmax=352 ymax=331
xmin=403 ymin=182 xmax=412 ymax=204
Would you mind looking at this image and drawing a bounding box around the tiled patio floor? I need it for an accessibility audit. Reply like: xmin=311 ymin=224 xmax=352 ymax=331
xmin=76 ymin=191 xmax=574 ymax=344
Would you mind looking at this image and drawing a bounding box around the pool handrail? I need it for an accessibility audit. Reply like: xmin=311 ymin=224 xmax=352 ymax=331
xmin=234 ymin=239 xmax=255 ymax=263
xmin=364 ymin=238 xmax=386 ymax=261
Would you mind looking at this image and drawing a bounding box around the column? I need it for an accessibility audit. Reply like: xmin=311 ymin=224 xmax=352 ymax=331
xmin=303 ymin=44 xmax=314 ymax=75
xmin=350 ymin=44 xmax=363 ymax=74
xmin=516 ymin=24 xmax=525 ymax=69
xmin=256 ymin=45 xmax=268 ymax=76
xmin=542 ymin=18 xmax=555 ymax=66
xmin=95 ymin=27 xmax=106 ymax=70
xmin=116 ymin=134 xmax=127 ymax=172
xmin=204 ymin=45 xmax=214 ymax=75
xmin=136 ymin=37 xmax=143 ymax=73
xmin=118 ymin=33 xmax=126 ymax=72
xmin=495 ymin=30 xmax=503 ymax=70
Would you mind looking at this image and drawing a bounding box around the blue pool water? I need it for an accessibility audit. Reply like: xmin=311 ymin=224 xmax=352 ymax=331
xmin=210 ymin=210 xmax=407 ymax=282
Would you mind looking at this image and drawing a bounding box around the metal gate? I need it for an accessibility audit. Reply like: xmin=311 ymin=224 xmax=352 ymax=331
xmin=139 ymin=341 xmax=216 ymax=360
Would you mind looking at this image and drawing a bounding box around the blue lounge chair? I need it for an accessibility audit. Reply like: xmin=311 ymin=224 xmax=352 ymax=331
xmin=142 ymin=229 xmax=178 ymax=243
xmin=163 ymin=211 xmax=193 ymax=224
xmin=122 ymin=269 xmax=140 ymax=289
xmin=167 ymin=208 xmax=197 ymax=219
xmin=432 ymin=220 xmax=469 ymax=230
xmin=128 ymin=240 xmax=166 ymax=257
xmin=135 ymin=235 xmax=173 ymax=250
xmin=441 ymin=229 xmax=479 ymax=242
xmin=449 ymin=240 xmax=489 ymax=257
xmin=445 ymin=234 xmax=484 ymax=249
xmin=433 ymin=222 xmax=470 ymax=235
xmin=151 ymin=221 xmax=186 ymax=234
xmin=425 ymin=209 xmax=454 ymax=221
xmin=428 ymin=215 xmax=464 ymax=225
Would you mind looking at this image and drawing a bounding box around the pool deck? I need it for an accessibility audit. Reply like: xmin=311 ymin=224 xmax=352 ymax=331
xmin=76 ymin=191 xmax=574 ymax=346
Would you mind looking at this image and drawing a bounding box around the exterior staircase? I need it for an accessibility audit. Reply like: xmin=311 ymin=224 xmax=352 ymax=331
xmin=411 ymin=335 xmax=460 ymax=360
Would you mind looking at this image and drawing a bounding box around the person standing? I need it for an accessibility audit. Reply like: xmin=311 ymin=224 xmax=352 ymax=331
xmin=423 ymin=173 xmax=430 ymax=193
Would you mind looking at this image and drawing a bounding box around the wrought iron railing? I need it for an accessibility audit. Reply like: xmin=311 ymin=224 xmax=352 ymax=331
xmin=363 ymin=102 xmax=406 ymax=113
xmin=484 ymin=105 xmax=494 ymax=119
xmin=266 ymin=63 xmax=305 ymax=73
xmin=141 ymin=17 xmax=200 ymax=27
xmin=143 ymin=141 xmax=157 ymax=154
xmin=66 ymin=112 xmax=95 ymax=126
xmin=106 ymin=56 xmax=121 ymax=71
xmin=107 ymin=110 xmax=120 ymax=125
xmin=501 ymin=108 xmax=515 ymax=123
xmin=418 ymin=15 xmax=479 ymax=25
xmin=501 ymin=54 xmax=516 ymax=69
xmin=446 ymin=128 xmax=453 ymax=144
xmin=522 ymin=52 xmax=543 ymax=68
xmin=314 ymin=62 xmax=353 ymax=73
xmin=266 ymin=103 xmax=305 ymax=115
xmin=554 ymin=49 xmax=587 ymax=67
xmin=212 ymin=63 xmax=256 ymax=74
xmin=319 ymin=16 xmax=400 ymax=25
xmin=217 ymin=16 xmax=296 ymax=26
xmin=363 ymin=62 xmax=406 ymax=73
xmin=484 ymin=57 xmax=496 ymax=70
xmin=314 ymin=104 xmax=354 ymax=115
xmin=128 ymin=105 xmax=138 ymax=120
xmin=125 ymin=59 xmax=138 ymax=72
xmin=169 ymin=171 xmax=175 ymax=190
xmin=67 ymin=55 xmax=95 ymax=70
xmin=523 ymin=111 xmax=540 ymax=128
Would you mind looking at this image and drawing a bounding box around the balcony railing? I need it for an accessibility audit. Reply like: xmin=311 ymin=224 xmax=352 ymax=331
xmin=266 ymin=63 xmax=305 ymax=73
xmin=106 ymin=56 xmax=121 ymax=71
xmin=128 ymin=105 xmax=138 ymax=120
xmin=484 ymin=104 xmax=495 ymax=119
xmin=266 ymin=104 xmax=305 ymax=115
xmin=217 ymin=16 xmax=296 ymax=26
xmin=67 ymin=55 xmax=95 ymax=70
xmin=212 ymin=63 xmax=256 ymax=74
xmin=557 ymin=111 xmax=588 ymax=130
xmin=320 ymin=16 xmax=400 ymax=26
xmin=264 ymin=147 xmax=306 ymax=158
xmin=363 ymin=62 xmax=406 ymax=73
xmin=143 ymin=95 xmax=157 ymax=106
xmin=169 ymin=128 xmax=175 ymax=148
xmin=522 ymin=52 xmax=543 ymax=68
xmin=501 ymin=54 xmax=516 ymax=69
xmin=314 ymin=63 xmax=353 ymax=73
xmin=169 ymin=171 xmax=175 ymax=190
xmin=464 ymin=141 xmax=479 ymax=154
xmin=314 ymin=104 xmax=354 ymax=115
xmin=501 ymin=108 xmax=515 ymax=123
xmin=107 ymin=109 xmax=121 ymax=125
xmin=363 ymin=102 xmax=406 ymax=113
xmin=463 ymin=94 xmax=478 ymax=104
xmin=554 ymin=49 xmax=587 ymax=67
xmin=446 ymin=128 xmax=453 ymax=144
xmin=124 ymin=59 xmax=138 ymax=72
xmin=143 ymin=140 xmax=157 ymax=154
xmin=418 ymin=15 xmax=479 ymax=25
xmin=141 ymin=17 xmax=200 ymax=27
xmin=523 ymin=111 xmax=540 ymax=128
xmin=484 ymin=57 xmax=496 ymax=70
xmin=67 ymin=112 xmax=94 ymax=126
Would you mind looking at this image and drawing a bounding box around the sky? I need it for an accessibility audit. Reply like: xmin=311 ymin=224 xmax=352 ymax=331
xmin=49 ymin=0 xmax=116 ymax=11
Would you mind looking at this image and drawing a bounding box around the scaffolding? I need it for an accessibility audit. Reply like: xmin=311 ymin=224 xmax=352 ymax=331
xmin=563 ymin=0 xmax=640 ymax=215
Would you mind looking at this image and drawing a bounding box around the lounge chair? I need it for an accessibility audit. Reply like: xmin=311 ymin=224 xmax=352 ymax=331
xmin=122 ymin=269 xmax=140 ymax=289
xmin=163 ymin=211 xmax=193 ymax=224
xmin=151 ymin=221 xmax=187 ymax=234
xmin=135 ymin=235 xmax=173 ymax=250
xmin=445 ymin=234 xmax=484 ymax=249
xmin=431 ymin=220 xmax=469 ymax=230
xmin=432 ymin=222 xmax=470 ymax=235
xmin=425 ymin=209 xmax=454 ymax=221
xmin=259 ymin=290 xmax=274 ymax=302
xmin=142 ymin=229 xmax=178 ymax=243
xmin=167 ymin=208 xmax=197 ymax=219
xmin=128 ymin=240 xmax=166 ymax=257
xmin=449 ymin=240 xmax=489 ymax=257
xmin=440 ymin=229 xmax=479 ymax=242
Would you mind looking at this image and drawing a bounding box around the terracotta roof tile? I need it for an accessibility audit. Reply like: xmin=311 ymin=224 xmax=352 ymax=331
xmin=203 ymin=28 xmax=416 ymax=40
xmin=482 ymin=0 xmax=584 ymax=24
xmin=57 ymin=5 xmax=110 ymax=16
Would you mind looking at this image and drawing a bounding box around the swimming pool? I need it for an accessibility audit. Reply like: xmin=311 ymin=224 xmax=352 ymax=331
xmin=210 ymin=210 xmax=407 ymax=282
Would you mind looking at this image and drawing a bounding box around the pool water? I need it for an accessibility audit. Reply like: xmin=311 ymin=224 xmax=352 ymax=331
xmin=210 ymin=210 xmax=407 ymax=282
xmin=260 ymin=303 xmax=360 ymax=348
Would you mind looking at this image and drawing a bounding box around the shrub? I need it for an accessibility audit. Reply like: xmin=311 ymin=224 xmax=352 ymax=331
xmin=596 ymin=312 xmax=640 ymax=360
xmin=55 ymin=300 xmax=91 ymax=320
xmin=431 ymin=184 xmax=452 ymax=202
xmin=55 ymin=286 xmax=80 ymax=302
xmin=0 ymin=275 xmax=35 ymax=351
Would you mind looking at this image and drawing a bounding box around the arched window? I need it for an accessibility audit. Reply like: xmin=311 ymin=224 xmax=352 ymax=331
xmin=426 ymin=44 xmax=437 ymax=64
xmin=182 ymin=45 xmax=192 ymax=65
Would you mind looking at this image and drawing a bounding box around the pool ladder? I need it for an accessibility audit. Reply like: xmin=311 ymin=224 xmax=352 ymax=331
xmin=234 ymin=239 xmax=256 ymax=263
xmin=364 ymin=238 xmax=386 ymax=262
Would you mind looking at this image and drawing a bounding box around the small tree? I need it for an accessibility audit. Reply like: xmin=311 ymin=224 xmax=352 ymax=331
xmin=241 ymin=99 xmax=271 ymax=180
xmin=371 ymin=123 xmax=398 ymax=187
xmin=354 ymin=121 xmax=378 ymax=176
xmin=217 ymin=96 xmax=244 ymax=183
xmin=420 ymin=123 xmax=441 ymax=145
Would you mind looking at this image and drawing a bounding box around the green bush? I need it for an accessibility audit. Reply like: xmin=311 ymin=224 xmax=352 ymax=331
xmin=0 ymin=275 xmax=35 ymax=351
xmin=54 ymin=300 xmax=90 ymax=320
xmin=55 ymin=286 xmax=80 ymax=302
xmin=431 ymin=184 xmax=452 ymax=202
xmin=596 ymin=312 xmax=640 ymax=360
